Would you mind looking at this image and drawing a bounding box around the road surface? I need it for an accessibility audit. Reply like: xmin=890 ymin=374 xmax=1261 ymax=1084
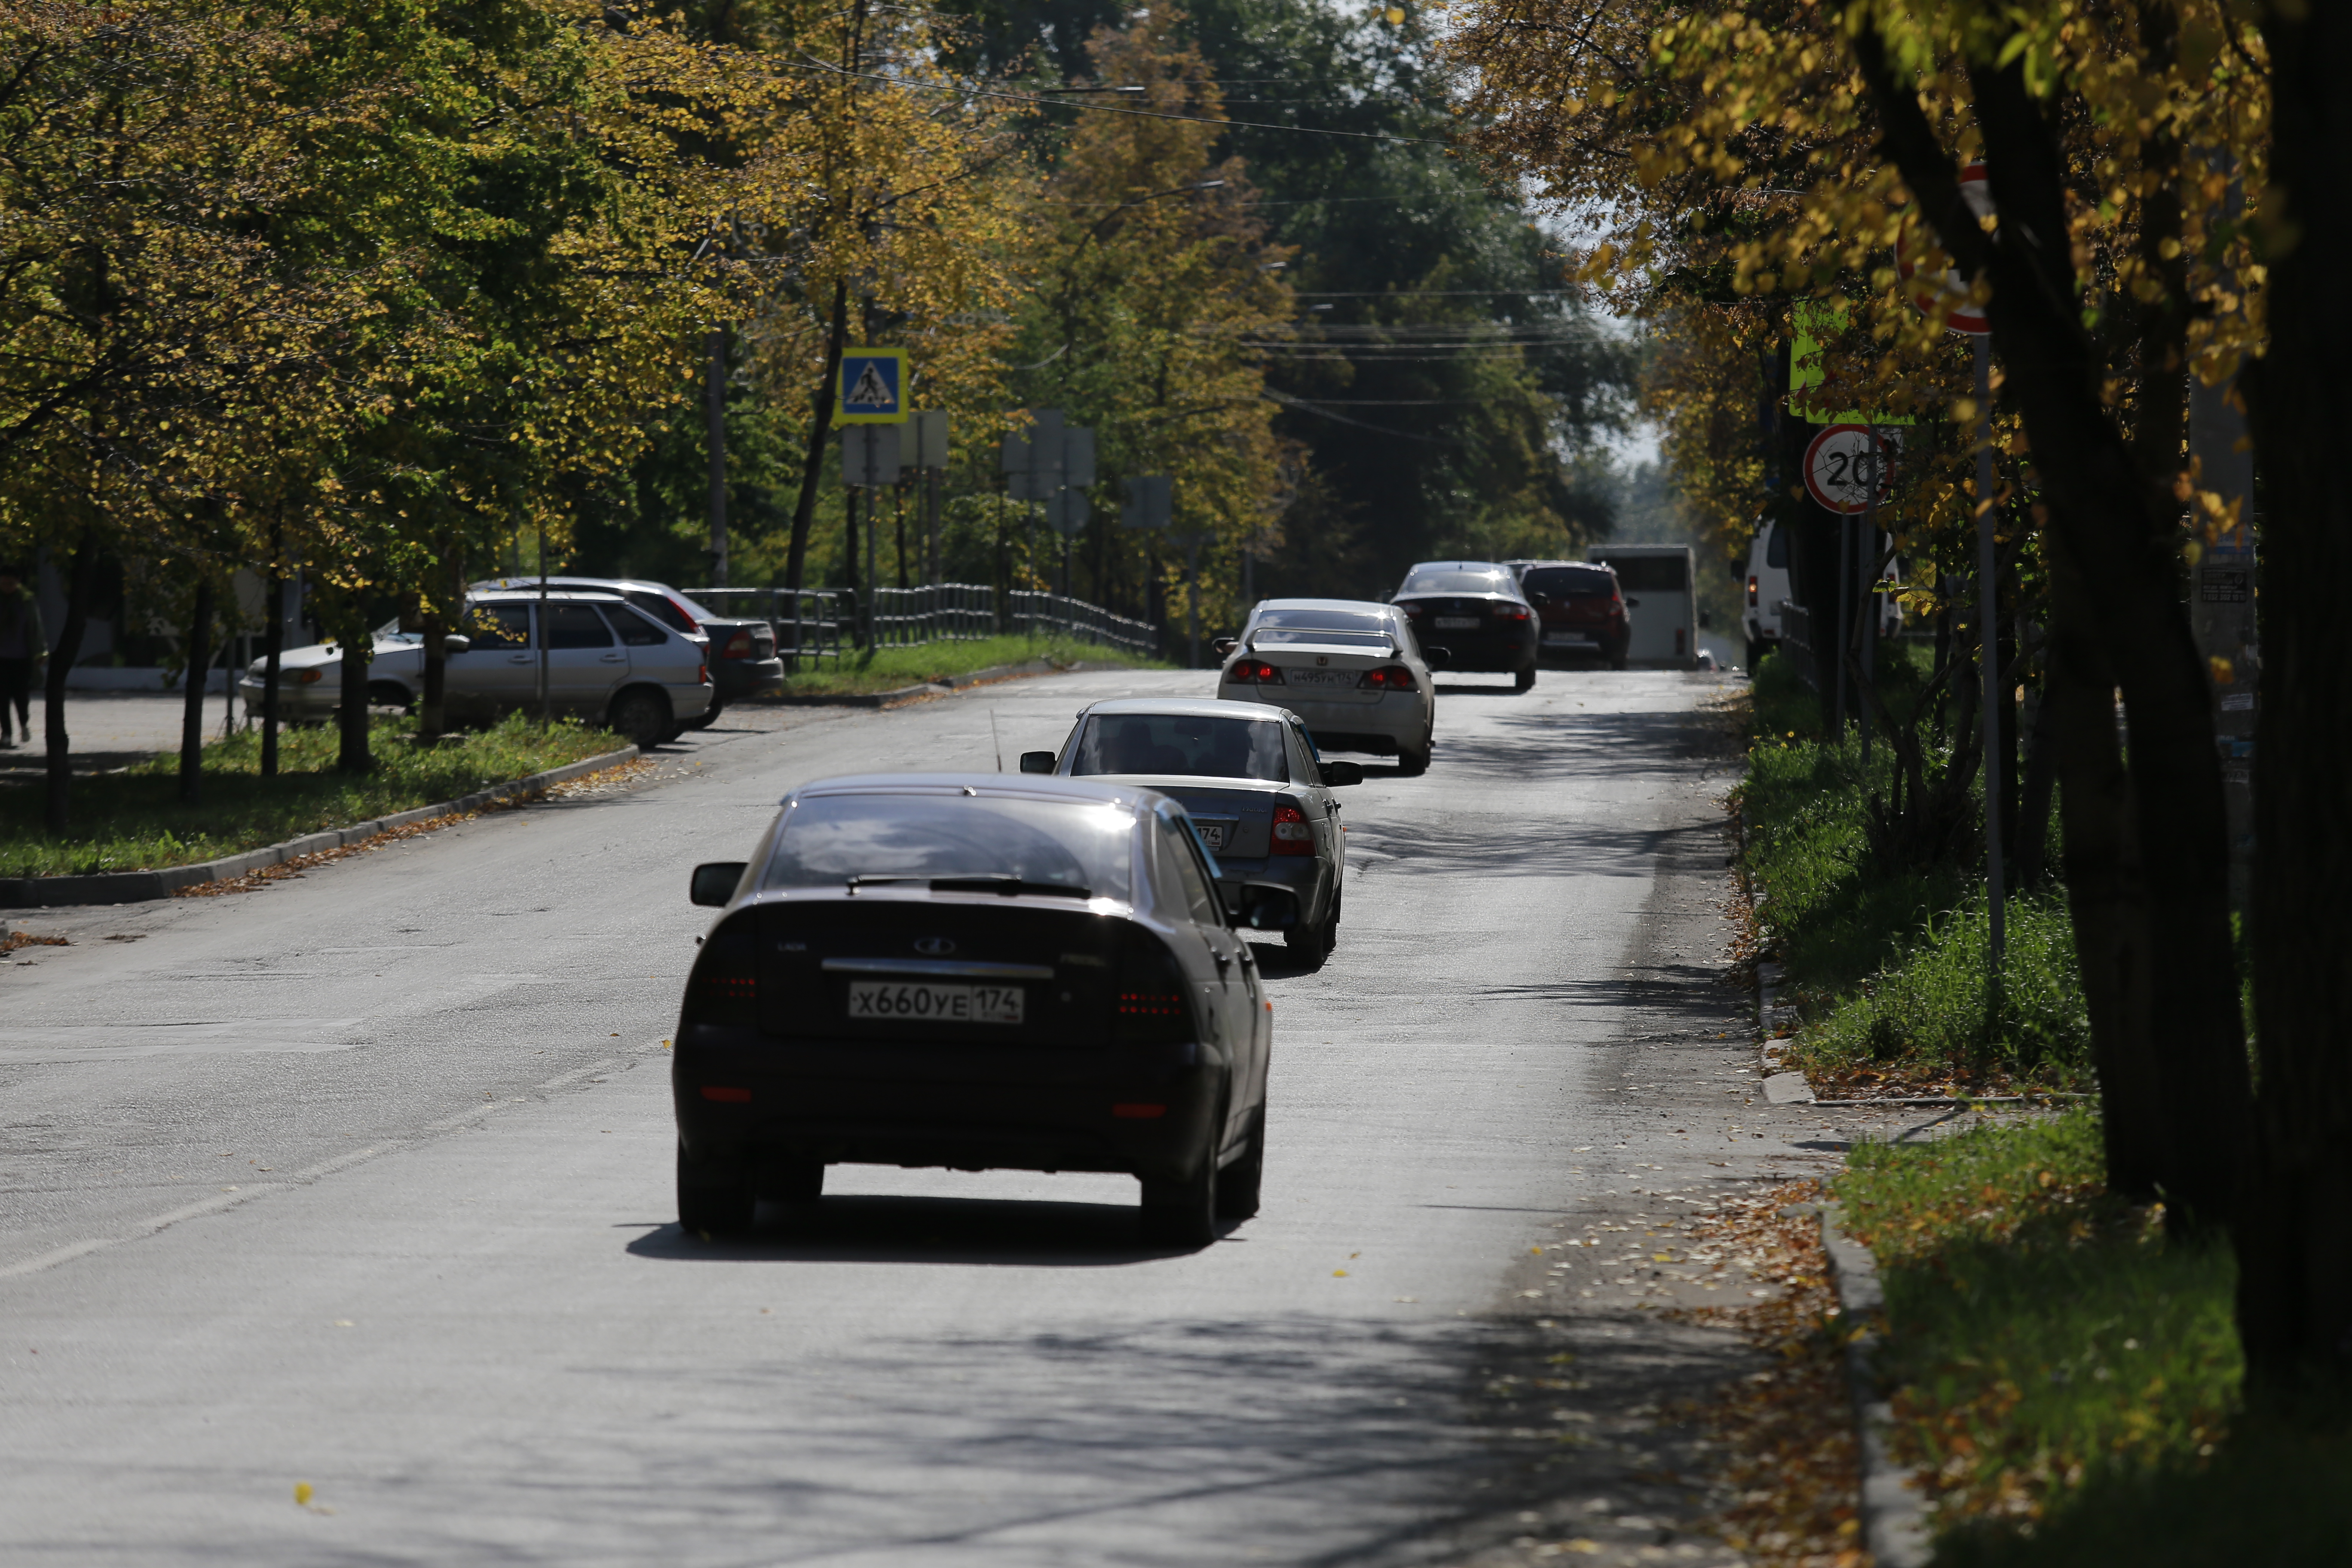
xmin=0 ymin=665 xmax=1851 ymax=1566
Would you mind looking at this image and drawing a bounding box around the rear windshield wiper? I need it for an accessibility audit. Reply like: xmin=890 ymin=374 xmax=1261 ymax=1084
xmin=928 ymin=874 xmax=1092 ymax=899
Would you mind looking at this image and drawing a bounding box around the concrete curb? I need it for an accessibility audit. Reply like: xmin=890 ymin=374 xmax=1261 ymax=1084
xmin=0 ymin=744 xmax=640 ymax=910
xmin=747 ymin=657 xmax=1129 ymax=709
xmin=1818 ymin=1204 xmax=1932 ymax=1568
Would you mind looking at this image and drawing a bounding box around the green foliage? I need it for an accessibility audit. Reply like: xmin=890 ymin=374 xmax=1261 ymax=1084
xmin=0 ymin=714 xmax=617 ymax=879
xmin=1836 ymin=1113 xmax=2244 ymax=1547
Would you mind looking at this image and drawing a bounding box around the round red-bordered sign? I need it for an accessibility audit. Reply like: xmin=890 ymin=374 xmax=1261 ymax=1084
xmin=1804 ymin=424 xmax=1901 ymax=516
xmin=1897 ymin=163 xmax=1993 ymax=336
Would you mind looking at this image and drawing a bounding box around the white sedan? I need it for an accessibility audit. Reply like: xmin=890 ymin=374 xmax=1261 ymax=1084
xmin=1212 ymin=598 xmax=1439 ymax=775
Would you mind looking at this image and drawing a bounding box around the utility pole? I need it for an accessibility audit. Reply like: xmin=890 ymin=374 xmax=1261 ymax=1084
xmin=707 ymin=328 xmax=729 ymax=588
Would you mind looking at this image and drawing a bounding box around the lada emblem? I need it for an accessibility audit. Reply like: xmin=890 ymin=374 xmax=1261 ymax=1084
xmin=914 ymin=937 xmax=957 ymax=956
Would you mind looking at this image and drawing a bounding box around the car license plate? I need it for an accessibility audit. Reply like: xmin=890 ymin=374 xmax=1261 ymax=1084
xmin=1194 ymin=821 xmax=1231 ymax=850
xmin=1433 ymin=616 xmax=1479 ymax=629
xmin=1285 ymin=668 xmax=1354 ymax=688
xmin=846 ymin=980 xmax=1025 ymax=1025
xmin=1543 ymin=633 xmax=1596 ymax=646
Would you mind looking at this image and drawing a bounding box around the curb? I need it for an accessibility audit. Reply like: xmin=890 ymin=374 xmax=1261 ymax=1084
xmin=1818 ymin=1204 xmax=1931 ymax=1568
xmin=747 ymin=657 xmax=1129 ymax=709
xmin=0 ymin=744 xmax=640 ymax=910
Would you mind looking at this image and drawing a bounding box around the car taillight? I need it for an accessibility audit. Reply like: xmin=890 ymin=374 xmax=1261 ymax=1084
xmin=1401 ymin=603 xmax=1426 ymax=616
xmin=1271 ymin=802 xmax=1313 ymax=857
xmin=684 ymin=968 xmax=759 ymax=1027
xmin=721 ymin=628 xmax=752 ymax=658
xmin=1497 ymin=603 xmax=1531 ymax=621
xmin=1358 ymin=665 xmax=1415 ymax=690
xmin=1113 ymin=923 xmax=1192 ymax=1044
xmin=698 ymin=663 xmax=710 ymax=684
xmin=1227 ymin=659 xmax=1284 ymax=685
xmin=1747 ymin=574 xmax=1759 ymax=607
xmin=296 ymin=669 xmax=324 ymax=685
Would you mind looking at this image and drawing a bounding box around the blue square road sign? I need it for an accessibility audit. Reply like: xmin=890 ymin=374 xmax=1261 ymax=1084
xmin=838 ymin=349 xmax=908 ymax=424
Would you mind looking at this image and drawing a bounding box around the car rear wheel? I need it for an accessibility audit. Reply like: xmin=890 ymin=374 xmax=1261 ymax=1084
xmin=1396 ymin=742 xmax=1430 ymax=776
xmin=676 ymin=1144 xmax=755 ymax=1237
xmin=685 ymin=699 xmax=726 ymax=731
xmin=1140 ymin=1141 xmax=1220 ymax=1247
xmin=1609 ymin=643 xmax=1630 ymax=672
xmin=1215 ymin=1106 xmax=1265 ymax=1220
xmin=367 ymin=681 xmax=414 ymax=715
xmin=1512 ymin=664 xmax=1537 ymax=692
xmin=608 ymin=688 xmax=671 ymax=751
xmin=760 ymin=1156 xmax=824 ymax=1204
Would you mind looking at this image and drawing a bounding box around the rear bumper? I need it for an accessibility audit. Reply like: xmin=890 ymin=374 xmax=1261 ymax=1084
xmin=671 ymin=1030 xmax=1221 ymax=1181
xmin=1412 ymin=628 xmax=1536 ymax=671
xmin=238 ymin=677 xmax=340 ymax=720
xmin=712 ymin=658 xmax=784 ymax=700
xmin=1216 ymin=687 xmax=1427 ymax=751
xmin=1212 ymin=854 xmax=1329 ymax=925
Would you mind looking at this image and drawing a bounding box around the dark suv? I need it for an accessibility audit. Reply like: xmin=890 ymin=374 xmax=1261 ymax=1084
xmin=474 ymin=576 xmax=782 ymax=724
xmin=1516 ymin=560 xmax=1630 ymax=670
xmin=1388 ymin=561 xmax=1540 ymax=691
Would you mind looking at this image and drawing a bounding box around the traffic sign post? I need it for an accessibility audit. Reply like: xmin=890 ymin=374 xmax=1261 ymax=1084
xmin=1801 ymin=423 xmax=1900 ymax=515
xmin=1000 ymin=410 xmax=1096 ymax=598
xmin=903 ymin=411 xmax=949 ymax=584
xmin=838 ymin=348 xmax=909 ymax=424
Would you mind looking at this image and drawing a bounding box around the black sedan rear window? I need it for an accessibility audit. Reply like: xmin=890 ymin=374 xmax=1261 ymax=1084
xmin=1522 ymin=567 xmax=1617 ymax=599
xmin=1069 ymin=714 xmax=1288 ymax=782
xmin=1401 ymin=569 xmax=1515 ymax=594
xmin=763 ymin=794 xmax=1132 ymax=900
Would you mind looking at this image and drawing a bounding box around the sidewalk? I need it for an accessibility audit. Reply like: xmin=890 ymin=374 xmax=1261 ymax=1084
xmin=0 ymin=693 xmax=235 ymax=777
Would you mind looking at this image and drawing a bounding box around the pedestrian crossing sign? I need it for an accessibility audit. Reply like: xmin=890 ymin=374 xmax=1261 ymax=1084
xmin=837 ymin=349 xmax=908 ymax=424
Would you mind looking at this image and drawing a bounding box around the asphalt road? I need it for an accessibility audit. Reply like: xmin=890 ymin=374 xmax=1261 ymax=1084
xmin=0 ymin=665 xmax=1856 ymax=1567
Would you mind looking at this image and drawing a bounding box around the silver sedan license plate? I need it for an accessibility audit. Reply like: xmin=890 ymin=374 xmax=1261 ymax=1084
xmin=1433 ymin=616 xmax=1480 ymax=629
xmin=1194 ymin=821 xmax=1231 ymax=849
xmin=847 ymin=980 xmax=1025 ymax=1025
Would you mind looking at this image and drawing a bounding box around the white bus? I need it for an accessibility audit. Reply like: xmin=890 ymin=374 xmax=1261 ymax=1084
xmin=1588 ymin=544 xmax=1697 ymax=667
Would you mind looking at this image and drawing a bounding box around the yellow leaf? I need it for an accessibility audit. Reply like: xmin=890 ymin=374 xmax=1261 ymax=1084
xmin=294 ymin=1482 xmax=313 ymax=1507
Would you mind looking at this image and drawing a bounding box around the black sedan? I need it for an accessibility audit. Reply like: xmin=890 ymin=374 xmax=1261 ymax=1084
xmin=1389 ymin=561 xmax=1540 ymax=690
xmin=672 ymin=775 xmax=1298 ymax=1246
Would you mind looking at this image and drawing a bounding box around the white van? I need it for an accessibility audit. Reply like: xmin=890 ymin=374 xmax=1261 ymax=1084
xmin=1587 ymin=544 xmax=1696 ymax=667
xmin=1741 ymin=517 xmax=1903 ymax=672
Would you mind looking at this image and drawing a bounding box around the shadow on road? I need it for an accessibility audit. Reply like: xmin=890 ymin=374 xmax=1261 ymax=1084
xmin=625 ymin=1191 xmax=1229 ymax=1265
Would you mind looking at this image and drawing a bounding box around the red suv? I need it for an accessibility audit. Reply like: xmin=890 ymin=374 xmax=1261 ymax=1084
xmin=1516 ymin=561 xmax=1630 ymax=670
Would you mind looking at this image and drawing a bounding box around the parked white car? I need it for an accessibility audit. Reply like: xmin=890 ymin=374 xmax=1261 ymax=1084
xmin=1741 ymin=517 xmax=1904 ymax=674
xmin=1210 ymin=598 xmax=1439 ymax=775
xmin=240 ymin=590 xmax=712 ymax=749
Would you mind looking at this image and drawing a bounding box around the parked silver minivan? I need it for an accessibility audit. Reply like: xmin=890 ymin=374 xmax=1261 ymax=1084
xmin=240 ymin=591 xmax=712 ymax=749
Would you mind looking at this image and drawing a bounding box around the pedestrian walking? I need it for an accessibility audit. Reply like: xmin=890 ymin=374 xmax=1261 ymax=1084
xmin=0 ymin=564 xmax=45 ymax=749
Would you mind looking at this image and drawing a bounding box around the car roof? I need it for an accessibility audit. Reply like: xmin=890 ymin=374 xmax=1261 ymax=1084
xmin=471 ymin=589 xmax=626 ymax=604
xmin=784 ymin=773 xmax=1175 ymax=812
xmin=1078 ymin=697 xmax=1297 ymax=723
xmin=1402 ymin=560 xmax=1512 ymax=573
xmin=1250 ymin=597 xmax=1397 ymax=615
xmin=474 ymin=575 xmax=672 ymax=593
xmin=1517 ymin=559 xmax=1609 ymax=571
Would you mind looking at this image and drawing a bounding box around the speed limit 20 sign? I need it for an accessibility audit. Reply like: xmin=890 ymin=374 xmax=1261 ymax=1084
xmin=1803 ymin=424 xmax=1901 ymax=515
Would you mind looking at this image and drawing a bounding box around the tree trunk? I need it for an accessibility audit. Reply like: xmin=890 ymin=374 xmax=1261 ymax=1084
xmin=42 ymin=529 xmax=98 ymax=835
xmin=178 ymin=576 xmax=213 ymax=805
xmin=261 ymin=567 xmax=285 ymax=779
xmin=338 ymin=613 xmax=370 ymax=775
xmin=2235 ymin=0 xmax=2352 ymax=1420
xmin=783 ymin=279 xmax=850 ymax=597
xmin=2045 ymin=548 xmax=2164 ymax=1200
xmin=1851 ymin=34 xmax=2251 ymax=1227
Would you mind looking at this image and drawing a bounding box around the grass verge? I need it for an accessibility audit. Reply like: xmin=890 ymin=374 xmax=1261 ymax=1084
xmin=1739 ymin=649 xmax=2091 ymax=1093
xmin=772 ymin=632 xmax=1169 ymax=698
xmin=0 ymin=713 xmax=620 ymax=879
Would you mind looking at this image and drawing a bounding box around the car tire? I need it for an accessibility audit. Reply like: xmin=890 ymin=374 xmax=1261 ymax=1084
xmin=1285 ymin=911 xmax=1329 ymax=964
xmin=676 ymin=1144 xmax=755 ymax=1237
xmin=1396 ymin=742 xmax=1430 ymax=776
xmin=608 ymin=687 xmax=671 ymax=751
xmin=1215 ymin=1106 xmax=1265 ymax=1220
xmin=1512 ymin=664 xmax=1537 ymax=693
xmin=1609 ymin=643 xmax=1630 ymax=672
xmin=367 ymin=681 xmax=414 ymax=715
xmin=1140 ymin=1139 xmax=1221 ymax=1247
xmin=1322 ymin=888 xmax=1342 ymax=952
xmin=1746 ymin=638 xmax=1770 ymax=674
xmin=686 ymin=700 xmax=725 ymax=731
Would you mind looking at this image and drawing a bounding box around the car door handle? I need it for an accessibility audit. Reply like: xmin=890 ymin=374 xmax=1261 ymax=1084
xmin=507 ymin=652 xmax=533 ymax=663
xmin=1213 ymin=949 xmax=1233 ymax=969
xmin=599 ymin=653 xmax=626 ymax=663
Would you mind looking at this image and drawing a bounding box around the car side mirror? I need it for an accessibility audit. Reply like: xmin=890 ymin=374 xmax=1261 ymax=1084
xmin=1212 ymin=637 xmax=1237 ymax=657
xmin=1018 ymin=750 xmax=1056 ymax=774
xmin=1422 ymin=645 xmax=1453 ymax=668
xmin=1232 ymin=882 xmax=1301 ymax=931
xmin=1698 ymin=610 xmax=1713 ymax=629
xmin=1320 ymin=760 xmax=1363 ymax=787
xmin=689 ymin=861 xmax=747 ymax=907
xmin=443 ymin=635 xmax=471 ymax=654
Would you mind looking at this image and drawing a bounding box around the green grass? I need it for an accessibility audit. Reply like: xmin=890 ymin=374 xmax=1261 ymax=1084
xmin=1740 ymin=647 xmax=2089 ymax=1090
xmin=1834 ymin=1113 xmax=2244 ymax=1546
xmin=0 ymin=713 xmax=620 ymax=879
xmin=774 ymin=632 xmax=1170 ymax=697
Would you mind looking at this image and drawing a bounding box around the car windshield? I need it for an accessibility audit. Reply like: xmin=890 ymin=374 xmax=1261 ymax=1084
xmin=762 ymin=793 xmax=1132 ymax=900
xmin=1069 ymin=714 xmax=1288 ymax=782
xmin=1522 ymin=567 xmax=1618 ymax=599
xmin=665 ymin=588 xmax=723 ymax=622
xmin=1250 ymin=608 xmax=1393 ymax=649
xmin=1401 ymin=569 xmax=1514 ymax=595
xmin=371 ymin=617 xmax=422 ymax=645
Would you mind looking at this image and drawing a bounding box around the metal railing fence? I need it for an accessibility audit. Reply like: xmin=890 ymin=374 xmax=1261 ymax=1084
xmin=686 ymin=584 xmax=1158 ymax=665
